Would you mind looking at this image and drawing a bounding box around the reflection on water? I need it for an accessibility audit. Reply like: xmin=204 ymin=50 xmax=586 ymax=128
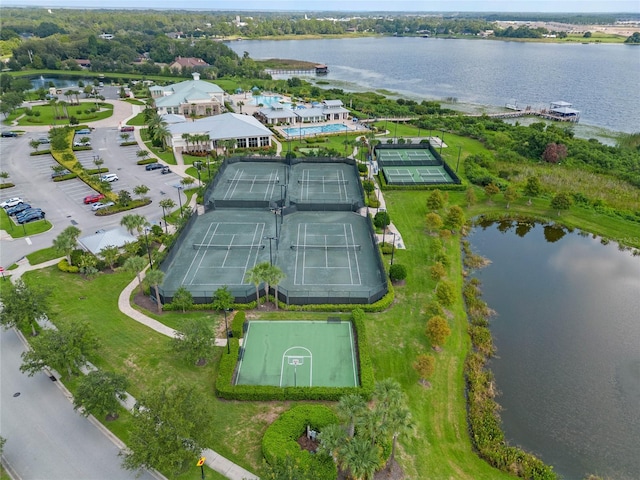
xmin=470 ymin=223 xmax=640 ymax=480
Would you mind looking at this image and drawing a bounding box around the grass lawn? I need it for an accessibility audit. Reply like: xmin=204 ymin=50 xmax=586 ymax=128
xmin=0 ymin=208 xmax=52 ymax=238
xmin=140 ymin=128 xmax=176 ymax=165
xmin=126 ymin=112 xmax=147 ymax=126
xmin=26 ymin=246 xmax=61 ymax=265
xmin=15 ymin=102 xmax=114 ymax=127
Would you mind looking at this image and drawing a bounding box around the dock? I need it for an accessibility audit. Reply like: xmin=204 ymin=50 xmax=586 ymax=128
xmin=266 ymin=64 xmax=329 ymax=75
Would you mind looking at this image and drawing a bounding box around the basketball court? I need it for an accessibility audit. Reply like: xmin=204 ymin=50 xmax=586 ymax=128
xmin=235 ymin=320 xmax=359 ymax=387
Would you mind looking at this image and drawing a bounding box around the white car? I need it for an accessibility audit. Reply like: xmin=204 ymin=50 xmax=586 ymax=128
xmin=100 ymin=174 xmax=118 ymax=182
xmin=74 ymin=141 xmax=91 ymax=147
xmin=91 ymin=201 xmax=115 ymax=211
xmin=1 ymin=197 xmax=24 ymax=209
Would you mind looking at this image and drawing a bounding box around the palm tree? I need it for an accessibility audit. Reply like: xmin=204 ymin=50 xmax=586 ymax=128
xmin=263 ymin=264 xmax=285 ymax=308
xmin=356 ymin=408 xmax=383 ymax=447
xmin=385 ymin=404 xmax=413 ymax=468
xmin=123 ymin=256 xmax=147 ymax=295
xmin=337 ymin=394 xmax=366 ymax=438
xmin=159 ymin=198 xmax=176 ymax=234
xmin=49 ymin=98 xmax=59 ymax=122
xmin=153 ymin=122 xmax=170 ymax=150
xmin=373 ymin=378 xmax=404 ymax=425
xmin=100 ymin=245 xmax=120 ymax=270
xmin=246 ymin=262 xmax=269 ymax=308
xmin=339 ymin=436 xmax=379 ymax=480
xmin=53 ymin=226 xmax=81 ymax=265
xmin=318 ymin=423 xmax=347 ymax=464
xmin=120 ymin=214 xmax=147 ymax=236
xmin=182 ymin=133 xmax=191 ymax=153
xmin=144 ymin=268 xmax=165 ymax=313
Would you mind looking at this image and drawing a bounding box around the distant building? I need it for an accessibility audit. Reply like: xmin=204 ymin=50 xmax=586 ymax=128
xmin=255 ymin=99 xmax=349 ymax=125
xmin=98 ymin=33 xmax=114 ymax=40
xmin=150 ymin=73 xmax=225 ymax=117
xmin=74 ymin=59 xmax=92 ymax=69
xmin=169 ymin=56 xmax=210 ymax=71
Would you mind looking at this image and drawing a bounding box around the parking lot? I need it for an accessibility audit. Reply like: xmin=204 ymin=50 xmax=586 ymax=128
xmin=0 ymin=118 xmax=187 ymax=267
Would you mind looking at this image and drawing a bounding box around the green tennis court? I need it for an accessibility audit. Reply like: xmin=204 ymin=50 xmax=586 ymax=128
xmin=235 ymin=320 xmax=359 ymax=387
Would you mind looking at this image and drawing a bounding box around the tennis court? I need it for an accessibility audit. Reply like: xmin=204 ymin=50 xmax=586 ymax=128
xmin=382 ymin=165 xmax=455 ymax=185
xmin=377 ymin=149 xmax=437 ymax=164
xmin=288 ymin=163 xmax=362 ymax=205
xmin=235 ymin=320 xmax=359 ymax=387
xmin=208 ymin=161 xmax=288 ymax=205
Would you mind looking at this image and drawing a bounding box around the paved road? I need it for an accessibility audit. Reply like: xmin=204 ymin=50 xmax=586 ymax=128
xmin=0 ymin=327 xmax=158 ymax=480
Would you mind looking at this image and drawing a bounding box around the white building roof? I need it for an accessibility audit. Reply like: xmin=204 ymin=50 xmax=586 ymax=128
xmin=161 ymin=113 xmax=187 ymax=124
xmin=168 ymin=113 xmax=272 ymax=140
xmin=154 ymin=73 xmax=224 ymax=109
xmin=78 ymin=227 xmax=137 ymax=255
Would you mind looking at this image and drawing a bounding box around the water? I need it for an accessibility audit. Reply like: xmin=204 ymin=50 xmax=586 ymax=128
xmin=30 ymin=75 xmax=93 ymax=90
xmin=229 ymin=37 xmax=640 ymax=133
xmin=250 ymin=94 xmax=282 ymax=106
xmin=283 ymin=123 xmax=348 ymax=136
xmin=470 ymin=222 xmax=640 ymax=480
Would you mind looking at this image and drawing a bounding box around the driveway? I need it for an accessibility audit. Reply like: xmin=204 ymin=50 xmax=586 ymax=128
xmin=0 ymin=328 xmax=158 ymax=480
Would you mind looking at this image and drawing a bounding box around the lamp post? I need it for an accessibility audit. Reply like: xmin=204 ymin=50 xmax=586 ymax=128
xmin=456 ymin=145 xmax=462 ymax=172
xmin=280 ymin=184 xmax=286 ymax=205
xmin=194 ymin=161 xmax=202 ymax=186
xmin=391 ymin=232 xmax=397 ymax=265
xmin=223 ymin=308 xmax=230 ymax=354
xmin=264 ymin=236 xmax=276 ymax=266
xmin=176 ymin=185 xmax=184 ymax=214
xmin=143 ymin=226 xmax=153 ymax=268
xmin=440 ymin=130 xmax=445 ymax=154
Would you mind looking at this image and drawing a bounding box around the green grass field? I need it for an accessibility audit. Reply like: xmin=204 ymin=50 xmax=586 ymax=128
xmin=15 ymin=102 xmax=113 ymax=126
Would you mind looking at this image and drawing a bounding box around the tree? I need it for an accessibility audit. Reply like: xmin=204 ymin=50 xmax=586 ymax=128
xmin=337 ymin=394 xmax=366 ymax=438
xmin=99 ymin=245 xmax=120 ymax=270
xmin=503 ymin=185 xmax=519 ymax=209
xmin=430 ymin=262 xmax=446 ymax=281
xmin=0 ymin=279 xmax=49 ymax=336
xmin=159 ymin=198 xmax=176 ymax=233
xmin=373 ymin=378 xmax=403 ymax=426
xmin=318 ymin=423 xmax=347 ymax=463
xmin=388 ymin=263 xmax=407 ymax=282
xmin=20 ymin=320 xmax=100 ymax=379
xmin=180 ymin=176 xmax=195 ymax=190
xmin=413 ymin=353 xmax=436 ymax=384
xmin=426 ymin=189 xmax=445 ymax=210
xmin=73 ymin=370 xmax=129 ymax=420
xmin=144 ymin=269 xmax=165 ymax=313
xmin=524 ymin=176 xmax=541 ymax=198
xmin=425 ymin=212 xmax=443 ymax=234
xmin=123 ymin=256 xmax=147 ymax=296
xmin=246 ymin=262 xmax=269 ymax=308
xmin=173 ymin=318 xmax=214 ymax=366
xmin=373 ymin=210 xmax=390 ymax=231
xmin=133 ymin=184 xmax=150 ymax=201
xmin=385 ymin=404 xmax=413 ymax=467
xmin=136 ymin=149 xmax=150 ymax=162
xmin=362 ymin=179 xmax=375 ymax=196
xmin=542 ymin=142 xmax=568 ymax=164
xmin=339 ymin=436 xmax=379 ymax=480
xmin=122 ymin=384 xmax=208 ymax=476
xmin=29 ymin=138 xmax=41 ymax=152
xmin=117 ymin=189 xmax=132 ymax=207
xmin=484 ymin=183 xmax=500 ymax=202
xmin=171 ymin=286 xmax=193 ymax=313
xmin=263 ymin=264 xmax=286 ymax=309
xmin=445 ymin=205 xmax=466 ymax=232
xmin=426 ymin=315 xmax=451 ymax=348
xmin=435 ymin=280 xmax=455 ymax=306
xmin=551 ymin=192 xmax=572 ymax=215
xmin=53 ymin=226 xmax=81 ymax=266
xmin=465 ymin=187 xmax=477 ymax=207
xmin=120 ymin=213 xmax=147 ymax=236
xmin=92 ymin=156 xmax=104 ymax=174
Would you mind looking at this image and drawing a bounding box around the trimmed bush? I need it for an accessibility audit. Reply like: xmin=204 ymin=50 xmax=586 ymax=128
xmin=389 ymin=263 xmax=407 ymax=281
xmin=262 ymin=404 xmax=338 ymax=480
xmin=57 ymin=258 xmax=79 ymax=273
xmin=231 ymin=310 xmax=245 ymax=339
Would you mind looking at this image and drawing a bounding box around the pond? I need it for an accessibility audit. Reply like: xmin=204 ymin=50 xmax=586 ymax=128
xmin=469 ymin=221 xmax=640 ymax=480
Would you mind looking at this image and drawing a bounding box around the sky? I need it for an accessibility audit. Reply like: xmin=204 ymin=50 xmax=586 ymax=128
xmin=3 ymin=0 xmax=640 ymax=13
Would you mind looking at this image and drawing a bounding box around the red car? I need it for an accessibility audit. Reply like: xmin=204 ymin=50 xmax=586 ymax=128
xmin=83 ymin=193 xmax=105 ymax=204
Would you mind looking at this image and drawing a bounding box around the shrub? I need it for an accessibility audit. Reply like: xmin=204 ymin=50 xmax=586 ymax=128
xmin=262 ymin=404 xmax=338 ymax=480
xmin=389 ymin=263 xmax=407 ymax=282
xmin=57 ymin=258 xmax=79 ymax=273
xmin=231 ymin=310 xmax=245 ymax=339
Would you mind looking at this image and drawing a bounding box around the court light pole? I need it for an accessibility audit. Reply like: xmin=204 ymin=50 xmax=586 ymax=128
xmin=223 ymin=308 xmax=230 ymax=354
xmin=391 ymin=232 xmax=397 ymax=265
xmin=440 ymin=130 xmax=445 ymax=154
xmin=456 ymin=145 xmax=462 ymax=172
xmin=143 ymin=226 xmax=153 ymax=268
xmin=264 ymin=236 xmax=276 ymax=266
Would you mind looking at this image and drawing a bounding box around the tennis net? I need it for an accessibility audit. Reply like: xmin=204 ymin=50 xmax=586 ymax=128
xmin=193 ymin=243 xmax=265 ymax=250
xmin=290 ymin=244 xmax=361 ymax=251
xmin=297 ymin=179 xmax=349 ymax=185
xmin=227 ymin=177 xmax=279 ymax=184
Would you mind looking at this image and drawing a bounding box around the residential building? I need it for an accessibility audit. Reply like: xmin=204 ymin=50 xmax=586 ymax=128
xmin=169 ymin=56 xmax=210 ymax=71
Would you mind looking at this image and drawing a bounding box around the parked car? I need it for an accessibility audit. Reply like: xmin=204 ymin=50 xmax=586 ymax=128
xmin=75 ymin=128 xmax=91 ymax=135
xmin=91 ymin=201 xmax=115 ymax=211
xmin=1 ymin=131 xmax=18 ymax=137
xmin=83 ymin=193 xmax=105 ymax=204
xmin=161 ymin=166 xmax=172 ymax=174
xmin=1 ymin=197 xmax=24 ymax=209
xmin=100 ymin=174 xmax=118 ymax=182
xmin=38 ymin=138 xmax=50 ymax=144
xmin=145 ymin=163 xmax=162 ymax=171
xmin=51 ymin=169 xmax=71 ymax=179
xmin=16 ymin=208 xmax=43 ymax=222
xmin=120 ymin=126 xmax=134 ymax=132
xmin=18 ymin=210 xmax=45 ymax=224
xmin=73 ymin=141 xmax=91 ymax=147
xmin=6 ymin=203 xmax=31 ymax=216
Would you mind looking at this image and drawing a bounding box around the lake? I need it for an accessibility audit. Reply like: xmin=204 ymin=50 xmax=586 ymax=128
xmin=470 ymin=222 xmax=640 ymax=480
xmin=229 ymin=37 xmax=640 ymax=134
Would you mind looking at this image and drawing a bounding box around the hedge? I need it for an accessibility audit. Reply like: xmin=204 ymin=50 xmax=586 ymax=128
xmin=262 ymin=404 xmax=338 ymax=479
xmin=57 ymin=258 xmax=79 ymax=273
xmin=215 ymin=313 xmax=374 ymax=401
xmin=231 ymin=310 xmax=245 ymax=339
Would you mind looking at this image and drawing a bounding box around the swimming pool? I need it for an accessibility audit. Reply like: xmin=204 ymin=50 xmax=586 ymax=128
xmin=283 ymin=124 xmax=348 ymax=136
xmin=251 ymin=95 xmax=282 ymax=106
